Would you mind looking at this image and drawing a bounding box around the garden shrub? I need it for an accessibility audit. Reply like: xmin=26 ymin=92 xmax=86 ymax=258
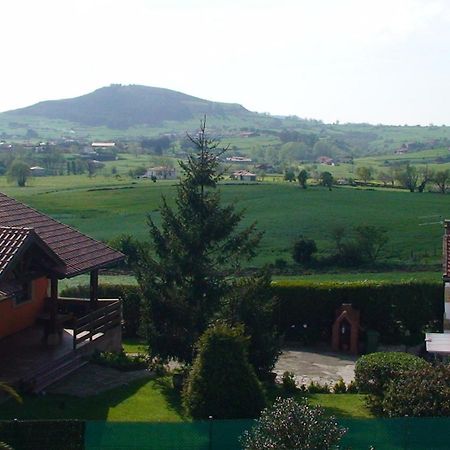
xmin=355 ymin=351 xmax=429 ymax=396
xmin=281 ymin=371 xmax=297 ymax=395
xmin=183 ymin=323 xmax=266 ymax=419
xmin=306 ymin=380 xmax=331 ymax=393
xmin=91 ymin=350 xmax=148 ymax=371
xmin=240 ymin=397 xmax=346 ymax=450
xmin=0 ymin=420 xmax=84 ymax=450
xmin=333 ymin=378 xmax=347 ymax=394
xmin=355 ymin=351 xmax=430 ymax=413
xmin=382 ymin=364 xmax=450 ymax=417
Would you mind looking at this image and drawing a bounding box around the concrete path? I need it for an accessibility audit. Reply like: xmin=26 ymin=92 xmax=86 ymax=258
xmin=275 ymin=346 xmax=357 ymax=386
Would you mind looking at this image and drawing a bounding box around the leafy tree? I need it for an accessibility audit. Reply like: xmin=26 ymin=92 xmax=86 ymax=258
xmin=6 ymin=160 xmax=30 ymax=187
xmin=292 ymin=238 xmax=317 ymax=264
xmin=136 ymin=119 xmax=262 ymax=362
xmin=417 ymin=166 xmax=433 ymax=193
xmin=378 ymin=169 xmax=396 ymax=187
xmin=183 ymin=323 xmax=266 ymax=419
xmin=320 ymin=171 xmax=334 ymax=190
xmin=434 ymin=169 xmax=450 ymax=194
xmin=218 ymin=271 xmax=280 ymax=376
xmin=396 ymin=164 xmax=418 ymax=192
xmin=356 ymin=166 xmax=374 ymax=184
xmin=284 ymin=168 xmax=296 ymax=182
xmin=240 ymin=397 xmax=346 ymax=450
xmin=108 ymin=233 xmax=142 ymax=269
xmin=354 ymin=225 xmax=388 ymax=262
xmin=297 ymin=169 xmax=308 ymax=189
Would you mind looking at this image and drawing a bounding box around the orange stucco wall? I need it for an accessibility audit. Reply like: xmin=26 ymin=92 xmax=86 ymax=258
xmin=0 ymin=277 xmax=48 ymax=339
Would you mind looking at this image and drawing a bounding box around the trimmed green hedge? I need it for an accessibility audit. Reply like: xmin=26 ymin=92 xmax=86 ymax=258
xmin=63 ymin=280 xmax=444 ymax=346
xmin=0 ymin=420 xmax=84 ymax=450
xmin=272 ymin=280 xmax=443 ymax=345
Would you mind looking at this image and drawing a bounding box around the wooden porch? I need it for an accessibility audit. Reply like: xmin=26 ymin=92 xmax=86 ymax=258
xmin=0 ymin=297 xmax=121 ymax=390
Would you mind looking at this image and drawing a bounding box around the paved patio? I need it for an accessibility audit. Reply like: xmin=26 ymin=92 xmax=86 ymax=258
xmin=275 ymin=346 xmax=357 ymax=386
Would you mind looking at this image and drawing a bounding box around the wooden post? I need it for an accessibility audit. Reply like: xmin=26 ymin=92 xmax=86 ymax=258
xmin=50 ymin=277 xmax=58 ymax=333
xmin=90 ymin=269 xmax=99 ymax=310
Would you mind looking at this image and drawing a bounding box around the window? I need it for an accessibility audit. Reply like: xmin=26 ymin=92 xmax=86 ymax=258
xmin=14 ymin=281 xmax=33 ymax=306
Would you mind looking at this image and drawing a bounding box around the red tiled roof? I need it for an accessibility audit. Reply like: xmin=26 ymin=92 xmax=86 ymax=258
xmin=0 ymin=193 xmax=124 ymax=278
xmin=0 ymin=227 xmax=33 ymax=275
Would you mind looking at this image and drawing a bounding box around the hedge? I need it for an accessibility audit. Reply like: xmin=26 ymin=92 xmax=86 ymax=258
xmin=271 ymin=280 xmax=443 ymax=345
xmin=62 ymin=280 xmax=444 ymax=346
xmin=0 ymin=420 xmax=84 ymax=450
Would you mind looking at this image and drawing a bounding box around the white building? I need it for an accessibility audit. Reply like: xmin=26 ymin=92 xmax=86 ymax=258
xmin=143 ymin=166 xmax=177 ymax=180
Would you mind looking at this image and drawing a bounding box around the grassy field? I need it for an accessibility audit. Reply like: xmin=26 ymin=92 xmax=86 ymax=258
xmin=0 ymin=376 xmax=371 ymax=421
xmin=4 ymin=175 xmax=449 ymax=269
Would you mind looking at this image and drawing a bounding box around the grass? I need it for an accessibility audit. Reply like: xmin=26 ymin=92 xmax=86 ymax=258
xmin=0 ymin=376 xmax=370 ymax=422
xmin=122 ymin=337 xmax=147 ymax=354
xmin=3 ymin=178 xmax=448 ymax=269
xmin=0 ymin=377 xmax=184 ymax=422
xmin=308 ymin=394 xmax=373 ymax=419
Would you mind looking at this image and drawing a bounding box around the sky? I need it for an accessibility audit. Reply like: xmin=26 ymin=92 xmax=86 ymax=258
xmin=1 ymin=0 xmax=450 ymax=125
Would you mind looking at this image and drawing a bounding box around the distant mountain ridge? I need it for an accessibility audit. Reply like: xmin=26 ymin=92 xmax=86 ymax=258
xmin=6 ymin=84 xmax=252 ymax=129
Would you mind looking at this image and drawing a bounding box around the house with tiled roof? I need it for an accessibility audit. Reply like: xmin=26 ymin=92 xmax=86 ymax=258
xmin=0 ymin=193 xmax=125 ymax=391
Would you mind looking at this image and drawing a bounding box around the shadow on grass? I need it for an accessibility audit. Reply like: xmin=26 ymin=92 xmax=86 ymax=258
xmin=153 ymin=376 xmax=187 ymax=419
xmin=0 ymin=377 xmax=151 ymax=421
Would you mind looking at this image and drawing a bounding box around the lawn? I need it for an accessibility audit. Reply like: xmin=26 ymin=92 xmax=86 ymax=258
xmin=2 ymin=175 xmax=449 ymax=269
xmin=0 ymin=377 xmax=184 ymax=422
xmin=0 ymin=377 xmax=371 ymax=422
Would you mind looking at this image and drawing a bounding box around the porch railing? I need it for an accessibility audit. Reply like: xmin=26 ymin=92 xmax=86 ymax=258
xmin=71 ymin=299 xmax=121 ymax=350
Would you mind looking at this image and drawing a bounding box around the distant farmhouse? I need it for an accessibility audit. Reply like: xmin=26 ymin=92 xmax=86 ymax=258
xmin=232 ymin=170 xmax=257 ymax=182
xmin=91 ymin=142 xmax=116 ymax=149
xmin=29 ymin=166 xmax=46 ymax=177
xmin=226 ymin=156 xmax=252 ymax=163
xmin=142 ymin=166 xmax=177 ymax=180
xmin=317 ymin=156 xmax=334 ymax=165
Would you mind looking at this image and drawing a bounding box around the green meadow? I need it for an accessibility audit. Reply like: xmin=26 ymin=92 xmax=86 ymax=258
xmin=2 ymin=174 xmax=449 ymax=270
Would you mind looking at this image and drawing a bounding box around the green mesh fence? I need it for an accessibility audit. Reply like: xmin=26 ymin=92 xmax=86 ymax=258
xmin=2 ymin=418 xmax=450 ymax=449
xmin=84 ymin=418 xmax=450 ymax=450
xmin=85 ymin=420 xmax=254 ymax=450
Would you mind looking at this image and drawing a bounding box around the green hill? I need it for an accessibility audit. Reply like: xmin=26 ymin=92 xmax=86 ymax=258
xmin=5 ymin=84 xmax=252 ymax=129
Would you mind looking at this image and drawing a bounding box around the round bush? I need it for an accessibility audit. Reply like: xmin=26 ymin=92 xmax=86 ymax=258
xmin=355 ymin=351 xmax=429 ymax=397
xmin=240 ymin=397 xmax=346 ymax=450
xmin=383 ymin=364 xmax=450 ymax=417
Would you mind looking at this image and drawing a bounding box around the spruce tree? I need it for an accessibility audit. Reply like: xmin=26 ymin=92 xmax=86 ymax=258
xmin=136 ymin=118 xmax=262 ymax=362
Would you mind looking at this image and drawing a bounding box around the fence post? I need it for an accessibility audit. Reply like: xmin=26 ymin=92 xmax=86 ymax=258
xmin=208 ymin=416 xmax=213 ymax=450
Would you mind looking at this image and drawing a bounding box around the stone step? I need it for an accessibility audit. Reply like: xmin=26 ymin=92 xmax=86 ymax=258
xmin=22 ymin=354 xmax=88 ymax=393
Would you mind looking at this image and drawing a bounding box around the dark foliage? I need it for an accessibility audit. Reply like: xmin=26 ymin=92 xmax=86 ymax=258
xmin=136 ymin=119 xmax=262 ymax=362
xmin=292 ymin=238 xmax=317 ymax=264
xmin=273 ymin=281 xmax=443 ymax=346
xmin=183 ymin=323 xmax=266 ymax=419
xmin=355 ymin=351 xmax=429 ymax=414
xmin=0 ymin=420 xmax=84 ymax=450
xmin=383 ymin=364 xmax=450 ymax=417
xmin=218 ymin=271 xmax=281 ymax=376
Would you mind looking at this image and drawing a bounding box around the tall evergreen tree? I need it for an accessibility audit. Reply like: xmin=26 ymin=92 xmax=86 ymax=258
xmin=136 ymin=118 xmax=262 ymax=362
